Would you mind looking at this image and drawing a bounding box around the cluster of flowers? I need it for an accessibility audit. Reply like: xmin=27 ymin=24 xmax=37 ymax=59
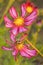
xmin=2 ymin=2 xmax=38 ymax=60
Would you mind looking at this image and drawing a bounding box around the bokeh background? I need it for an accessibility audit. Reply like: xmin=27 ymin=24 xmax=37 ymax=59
xmin=0 ymin=0 xmax=43 ymax=65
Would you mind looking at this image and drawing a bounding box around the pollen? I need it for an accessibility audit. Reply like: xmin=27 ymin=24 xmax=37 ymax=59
xmin=26 ymin=6 xmax=33 ymax=13
xmin=14 ymin=17 xmax=24 ymax=26
xmin=16 ymin=43 xmax=23 ymax=50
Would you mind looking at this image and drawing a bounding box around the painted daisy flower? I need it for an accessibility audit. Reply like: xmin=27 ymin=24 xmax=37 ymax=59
xmin=22 ymin=2 xmax=38 ymax=14
xmin=2 ymin=34 xmax=37 ymax=60
xmin=4 ymin=4 xmax=38 ymax=41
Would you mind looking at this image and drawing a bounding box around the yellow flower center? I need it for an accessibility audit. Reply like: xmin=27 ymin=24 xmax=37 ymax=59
xmin=26 ymin=6 xmax=33 ymax=13
xmin=14 ymin=17 xmax=24 ymax=26
xmin=16 ymin=43 xmax=23 ymax=50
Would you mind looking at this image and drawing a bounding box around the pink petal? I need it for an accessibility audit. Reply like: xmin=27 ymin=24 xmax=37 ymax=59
xmin=25 ymin=49 xmax=36 ymax=56
xmin=23 ymin=45 xmax=36 ymax=56
xmin=9 ymin=6 xmax=18 ymax=19
xmin=12 ymin=49 xmax=18 ymax=56
xmin=19 ymin=26 xmax=27 ymax=33
xmin=10 ymin=32 xmax=16 ymax=42
xmin=25 ymin=18 xmax=36 ymax=26
xmin=4 ymin=16 xmax=13 ymax=28
xmin=11 ymin=27 xmax=18 ymax=35
xmin=25 ymin=10 xmax=37 ymax=26
xmin=12 ymin=49 xmax=18 ymax=60
xmin=2 ymin=46 xmax=12 ymax=50
xmin=20 ymin=50 xmax=31 ymax=58
xmin=21 ymin=4 xmax=26 ymax=17
xmin=20 ymin=44 xmax=36 ymax=58
xmin=25 ymin=10 xmax=37 ymax=21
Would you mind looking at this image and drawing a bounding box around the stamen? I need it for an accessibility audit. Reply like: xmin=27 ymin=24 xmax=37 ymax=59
xmin=14 ymin=17 xmax=24 ymax=26
xmin=26 ymin=6 xmax=33 ymax=13
xmin=16 ymin=43 xmax=23 ymax=50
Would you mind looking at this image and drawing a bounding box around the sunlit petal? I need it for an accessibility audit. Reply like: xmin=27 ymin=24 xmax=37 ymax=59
xmin=12 ymin=49 xmax=18 ymax=56
xmin=23 ymin=45 xmax=36 ymax=56
xmin=20 ymin=50 xmax=31 ymax=58
xmin=25 ymin=10 xmax=37 ymax=26
xmin=2 ymin=46 xmax=12 ymax=50
xmin=11 ymin=27 xmax=18 ymax=35
xmin=4 ymin=15 xmax=13 ymax=28
xmin=25 ymin=10 xmax=37 ymax=21
xmin=19 ymin=26 xmax=27 ymax=33
xmin=25 ymin=18 xmax=36 ymax=26
xmin=9 ymin=6 xmax=18 ymax=19
xmin=21 ymin=4 xmax=26 ymax=17
xmin=10 ymin=32 xmax=16 ymax=42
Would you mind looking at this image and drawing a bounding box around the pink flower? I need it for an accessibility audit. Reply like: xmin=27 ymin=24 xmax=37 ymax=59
xmin=2 ymin=34 xmax=37 ymax=60
xmin=22 ymin=2 xmax=38 ymax=14
xmin=4 ymin=4 xmax=38 ymax=41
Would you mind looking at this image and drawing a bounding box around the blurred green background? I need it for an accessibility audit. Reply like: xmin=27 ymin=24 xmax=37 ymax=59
xmin=0 ymin=0 xmax=43 ymax=65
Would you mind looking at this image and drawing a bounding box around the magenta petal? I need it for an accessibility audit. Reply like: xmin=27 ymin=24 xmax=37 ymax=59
xmin=10 ymin=32 xmax=16 ymax=42
xmin=9 ymin=6 xmax=18 ymax=19
xmin=25 ymin=10 xmax=37 ymax=26
xmin=25 ymin=19 xmax=36 ymax=26
xmin=23 ymin=45 xmax=36 ymax=56
xmin=12 ymin=49 xmax=18 ymax=56
xmin=4 ymin=16 xmax=13 ymax=28
xmin=20 ymin=50 xmax=31 ymax=58
xmin=2 ymin=46 xmax=12 ymax=50
xmin=25 ymin=10 xmax=37 ymax=21
xmin=25 ymin=49 xmax=36 ymax=56
xmin=21 ymin=4 xmax=26 ymax=17
xmin=19 ymin=26 xmax=27 ymax=33
xmin=11 ymin=27 xmax=18 ymax=35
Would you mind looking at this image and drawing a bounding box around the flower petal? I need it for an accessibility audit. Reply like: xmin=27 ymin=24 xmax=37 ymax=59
xmin=23 ymin=45 xmax=36 ymax=56
xmin=20 ymin=50 xmax=31 ymax=58
xmin=2 ymin=46 xmax=12 ymax=50
xmin=20 ymin=44 xmax=36 ymax=58
xmin=11 ymin=27 xmax=18 ymax=35
xmin=10 ymin=32 xmax=16 ymax=42
xmin=25 ymin=18 xmax=36 ymax=26
xmin=25 ymin=10 xmax=37 ymax=26
xmin=21 ymin=4 xmax=26 ymax=17
xmin=4 ymin=15 xmax=13 ymax=28
xmin=19 ymin=26 xmax=27 ymax=33
xmin=12 ymin=49 xmax=18 ymax=56
xmin=9 ymin=6 xmax=18 ymax=19
xmin=25 ymin=10 xmax=37 ymax=21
